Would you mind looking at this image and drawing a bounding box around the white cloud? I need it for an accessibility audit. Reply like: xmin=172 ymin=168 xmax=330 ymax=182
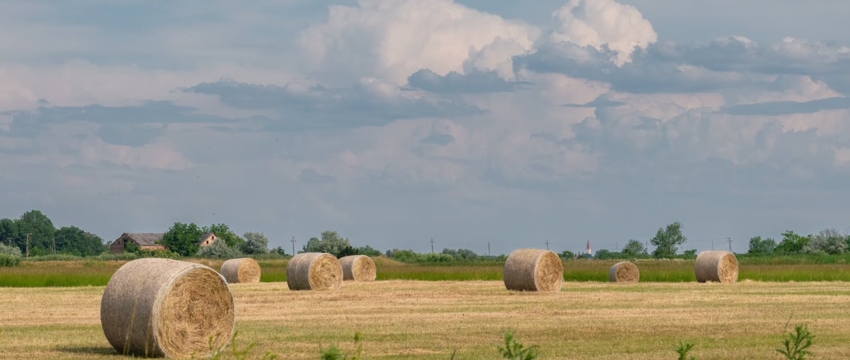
xmin=550 ymin=0 xmax=657 ymax=66
xmin=299 ymin=0 xmax=540 ymax=84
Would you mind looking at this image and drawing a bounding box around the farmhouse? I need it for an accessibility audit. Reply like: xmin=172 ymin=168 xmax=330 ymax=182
xmin=198 ymin=232 xmax=219 ymax=247
xmin=109 ymin=233 xmax=166 ymax=254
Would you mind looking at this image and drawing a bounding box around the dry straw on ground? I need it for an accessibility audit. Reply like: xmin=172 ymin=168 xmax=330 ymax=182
xmin=220 ymin=258 xmax=261 ymax=284
xmin=340 ymin=255 xmax=377 ymax=281
xmin=100 ymin=258 xmax=235 ymax=358
xmin=694 ymin=250 xmax=739 ymax=283
xmin=286 ymin=252 xmax=343 ymax=291
xmin=503 ymin=248 xmax=563 ymax=292
xmin=609 ymin=261 xmax=640 ymax=283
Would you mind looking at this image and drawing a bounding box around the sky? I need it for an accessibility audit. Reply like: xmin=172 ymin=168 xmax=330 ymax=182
xmin=2 ymin=0 xmax=850 ymax=256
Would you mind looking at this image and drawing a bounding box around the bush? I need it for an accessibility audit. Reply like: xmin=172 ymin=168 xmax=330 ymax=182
xmin=197 ymin=239 xmax=243 ymax=259
xmin=0 ymin=243 xmax=22 ymax=257
xmin=0 ymin=253 xmax=21 ymax=267
xmin=24 ymin=254 xmax=81 ymax=261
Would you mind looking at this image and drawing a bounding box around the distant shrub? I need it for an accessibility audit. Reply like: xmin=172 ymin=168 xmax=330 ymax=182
xmin=0 ymin=243 xmax=22 ymax=257
xmin=24 ymin=254 xmax=81 ymax=261
xmin=0 ymin=253 xmax=21 ymax=267
xmin=95 ymin=252 xmax=140 ymax=261
xmin=197 ymin=239 xmax=243 ymax=259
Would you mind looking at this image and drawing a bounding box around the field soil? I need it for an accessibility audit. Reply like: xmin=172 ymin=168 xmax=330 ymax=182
xmin=2 ymin=280 xmax=850 ymax=359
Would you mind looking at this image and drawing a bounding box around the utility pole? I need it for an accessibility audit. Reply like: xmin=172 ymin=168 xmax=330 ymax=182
xmin=488 ymin=242 xmax=491 ymax=257
xmin=711 ymin=239 xmax=715 ymax=250
xmin=52 ymin=234 xmax=56 ymax=255
xmin=430 ymin=238 xmax=435 ymax=253
xmin=26 ymin=233 xmax=30 ymax=257
xmin=727 ymin=237 xmax=733 ymax=252
xmin=290 ymin=236 xmax=296 ymax=256
xmin=545 ymin=240 xmax=549 ymax=250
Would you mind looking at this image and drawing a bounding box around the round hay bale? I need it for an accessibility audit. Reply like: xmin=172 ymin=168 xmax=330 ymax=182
xmin=220 ymin=258 xmax=261 ymax=284
xmin=100 ymin=258 xmax=235 ymax=358
xmin=694 ymin=250 xmax=739 ymax=283
xmin=503 ymin=248 xmax=563 ymax=292
xmin=339 ymin=255 xmax=377 ymax=282
xmin=286 ymin=252 xmax=343 ymax=291
xmin=609 ymin=261 xmax=640 ymax=283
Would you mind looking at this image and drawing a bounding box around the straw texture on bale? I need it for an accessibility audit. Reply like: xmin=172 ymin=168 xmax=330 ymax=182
xmin=220 ymin=258 xmax=261 ymax=283
xmin=340 ymin=255 xmax=377 ymax=281
xmin=100 ymin=258 xmax=235 ymax=358
xmin=694 ymin=250 xmax=739 ymax=283
xmin=286 ymin=252 xmax=343 ymax=291
xmin=503 ymin=248 xmax=563 ymax=292
xmin=609 ymin=261 xmax=640 ymax=283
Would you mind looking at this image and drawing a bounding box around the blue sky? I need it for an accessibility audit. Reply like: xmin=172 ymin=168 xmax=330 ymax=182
xmin=2 ymin=0 xmax=850 ymax=255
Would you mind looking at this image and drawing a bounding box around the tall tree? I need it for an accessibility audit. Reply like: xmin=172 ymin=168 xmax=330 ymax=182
xmin=54 ymin=226 xmax=106 ymax=256
xmin=0 ymin=218 xmax=20 ymax=250
xmin=240 ymin=232 xmax=269 ymax=255
xmin=17 ymin=210 xmax=55 ymax=256
xmin=621 ymin=239 xmax=648 ymax=257
xmin=160 ymin=222 xmax=205 ymax=257
xmin=302 ymin=231 xmax=354 ymax=258
xmin=775 ymin=231 xmax=809 ymax=254
xmin=650 ymin=221 xmax=687 ymax=258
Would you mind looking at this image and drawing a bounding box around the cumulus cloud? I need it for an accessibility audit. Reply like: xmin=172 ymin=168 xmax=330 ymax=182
xmin=406 ymin=69 xmax=532 ymax=94
xmin=299 ymin=0 xmax=540 ymax=84
xmin=549 ymin=0 xmax=657 ymax=66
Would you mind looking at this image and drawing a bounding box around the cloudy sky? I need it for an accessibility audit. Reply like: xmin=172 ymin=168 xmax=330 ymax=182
xmin=2 ymin=0 xmax=850 ymax=255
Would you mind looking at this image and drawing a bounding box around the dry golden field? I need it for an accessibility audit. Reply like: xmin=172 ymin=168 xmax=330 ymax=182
xmin=1 ymin=280 xmax=850 ymax=359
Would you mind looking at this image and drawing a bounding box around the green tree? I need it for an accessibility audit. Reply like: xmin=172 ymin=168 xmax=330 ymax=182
xmin=17 ymin=210 xmax=55 ymax=256
xmin=0 ymin=218 xmax=20 ymax=251
xmin=748 ymin=236 xmax=777 ymax=255
xmin=160 ymin=222 xmax=205 ymax=257
xmin=196 ymin=237 xmax=243 ymax=259
xmin=302 ymin=231 xmax=355 ymax=258
xmin=205 ymin=223 xmax=244 ymax=248
xmin=775 ymin=231 xmax=809 ymax=254
xmin=356 ymin=245 xmax=381 ymax=256
xmin=442 ymin=248 xmax=479 ymax=260
xmin=621 ymin=239 xmax=647 ymax=257
xmin=240 ymin=232 xmax=269 ymax=255
xmin=559 ymin=250 xmax=575 ymax=259
xmin=54 ymin=226 xmax=105 ymax=256
xmin=651 ymin=221 xmax=687 ymax=258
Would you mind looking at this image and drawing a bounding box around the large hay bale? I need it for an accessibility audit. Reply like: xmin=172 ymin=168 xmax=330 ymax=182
xmin=503 ymin=248 xmax=563 ymax=292
xmin=609 ymin=261 xmax=640 ymax=283
xmin=286 ymin=252 xmax=343 ymax=291
xmin=220 ymin=258 xmax=261 ymax=283
xmin=100 ymin=258 xmax=235 ymax=358
xmin=340 ymin=255 xmax=377 ymax=282
xmin=694 ymin=250 xmax=739 ymax=283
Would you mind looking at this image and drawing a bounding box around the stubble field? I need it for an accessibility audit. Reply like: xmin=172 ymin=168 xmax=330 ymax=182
xmin=2 ymin=277 xmax=850 ymax=359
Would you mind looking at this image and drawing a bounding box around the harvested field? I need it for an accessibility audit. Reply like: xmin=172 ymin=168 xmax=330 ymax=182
xmin=2 ymin=280 xmax=850 ymax=359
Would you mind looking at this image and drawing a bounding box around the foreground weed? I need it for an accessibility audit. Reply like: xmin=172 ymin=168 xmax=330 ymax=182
xmin=209 ymin=331 xmax=278 ymax=360
xmin=777 ymin=324 xmax=814 ymax=360
xmin=320 ymin=332 xmax=363 ymax=360
xmin=498 ymin=330 xmax=538 ymax=360
xmin=674 ymin=341 xmax=695 ymax=360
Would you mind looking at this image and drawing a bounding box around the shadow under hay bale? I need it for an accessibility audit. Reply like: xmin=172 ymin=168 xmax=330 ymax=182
xmin=340 ymin=255 xmax=377 ymax=282
xmin=609 ymin=261 xmax=640 ymax=283
xmin=100 ymin=258 xmax=235 ymax=358
xmin=503 ymin=248 xmax=563 ymax=292
xmin=694 ymin=250 xmax=738 ymax=283
xmin=286 ymin=252 xmax=343 ymax=291
xmin=220 ymin=258 xmax=261 ymax=284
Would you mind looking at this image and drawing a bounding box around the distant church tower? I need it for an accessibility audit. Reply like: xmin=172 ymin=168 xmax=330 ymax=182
xmin=585 ymin=240 xmax=592 ymax=255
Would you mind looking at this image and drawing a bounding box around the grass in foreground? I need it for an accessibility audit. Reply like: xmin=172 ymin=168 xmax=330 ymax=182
xmin=1 ymin=281 xmax=849 ymax=359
